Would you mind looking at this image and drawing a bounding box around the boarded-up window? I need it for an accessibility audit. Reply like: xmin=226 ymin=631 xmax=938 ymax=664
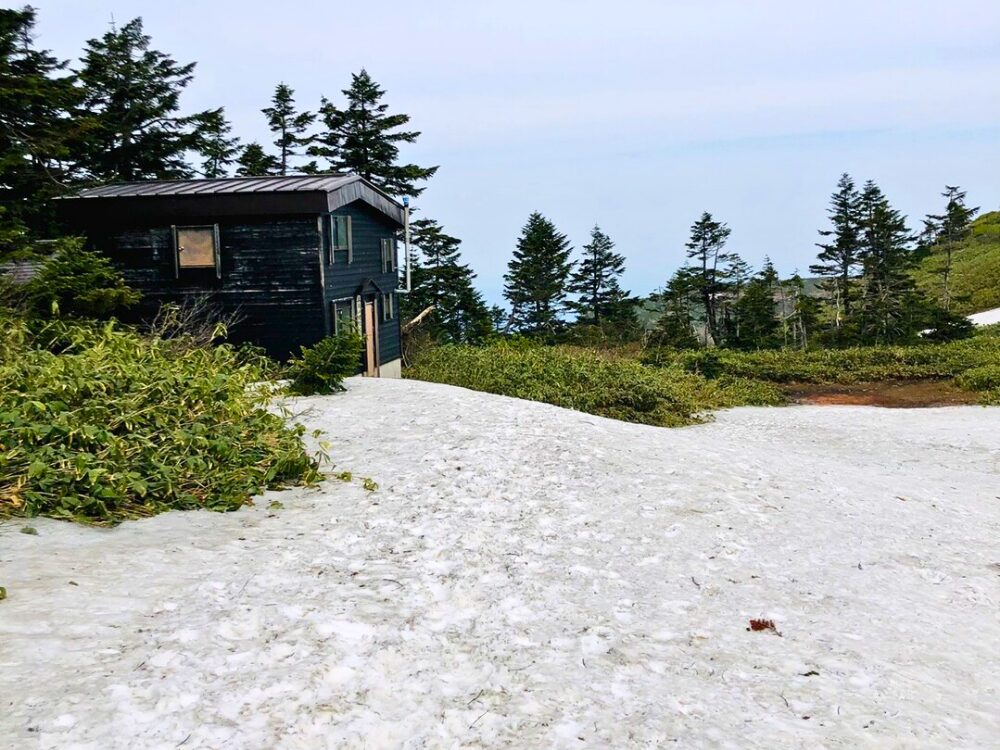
xmin=176 ymin=226 xmax=218 ymax=269
xmin=381 ymin=238 xmax=396 ymax=274
xmin=331 ymin=215 xmax=352 ymax=265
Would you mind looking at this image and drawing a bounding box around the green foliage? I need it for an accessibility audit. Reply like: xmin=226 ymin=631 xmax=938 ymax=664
xmin=235 ymin=142 xmax=280 ymax=177
xmin=913 ymin=212 xmax=1000 ymax=315
xmin=504 ymin=212 xmax=574 ymax=336
xmin=407 ymin=341 xmax=782 ymax=428
xmin=286 ymin=329 xmax=363 ymax=396
xmin=308 ymin=69 xmax=438 ymax=197
xmin=23 ymin=237 xmax=140 ymax=318
xmin=195 ymin=108 xmax=241 ymax=178
xmin=567 ymin=225 xmax=634 ymax=327
xmin=402 ymin=218 xmax=493 ymax=344
xmin=645 ymin=331 xmax=1000 ymax=386
xmin=73 ymin=17 xmax=212 ymax=181
xmin=262 ymin=83 xmax=314 ymax=175
xmin=0 ymin=316 xmax=321 ymax=525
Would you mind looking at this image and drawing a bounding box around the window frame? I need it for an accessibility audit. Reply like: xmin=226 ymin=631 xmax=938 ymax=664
xmin=381 ymin=237 xmax=397 ymax=274
xmin=381 ymin=292 xmax=395 ymax=321
xmin=330 ymin=297 xmax=356 ymax=335
xmin=329 ymin=214 xmax=353 ymax=265
xmin=172 ymin=224 xmax=221 ymax=279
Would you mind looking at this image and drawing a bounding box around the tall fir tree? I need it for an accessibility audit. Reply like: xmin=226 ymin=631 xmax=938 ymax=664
xmin=855 ymin=180 xmax=919 ymax=343
xmin=0 ymin=7 xmax=81 ymax=247
xmin=810 ymin=173 xmax=862 ymax=332
xmin=196 ymin=108 xmax=241 ymax=178
xmin=567 ymin=225 xmax=633 ymax=326
xmin=924 ymin=185 xmax=978 ymax=310
xmin=309 ymin=69 xmax=437 ymax=197
xmin=235 ymin=142 xmax=280 ymax=177
xmin=74 ymin=18 xmax=210 ymax=182
xmin=503 ymin=212 xmax=574 ymax=335
xmin=402 ymin=218 xmax=492 ymax=343
xmin=262 ymin=83 xmax=314 ymax=176
xmin=684 ymin=212 xmax=732 ymax=346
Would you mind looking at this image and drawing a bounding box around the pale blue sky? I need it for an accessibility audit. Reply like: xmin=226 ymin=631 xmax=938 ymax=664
xmin=32 ymin=0 xmax=1000 ymax=304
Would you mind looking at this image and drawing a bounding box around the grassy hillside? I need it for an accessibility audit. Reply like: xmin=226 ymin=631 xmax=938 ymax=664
xmin=913 ymin=211 xmax=1000 ymax=315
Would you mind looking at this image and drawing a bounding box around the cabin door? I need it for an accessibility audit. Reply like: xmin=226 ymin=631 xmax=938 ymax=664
xmin=363 ymin=299 xmax=380 ymax=377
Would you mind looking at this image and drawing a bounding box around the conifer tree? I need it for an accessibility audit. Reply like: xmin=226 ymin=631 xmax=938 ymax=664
xmin=925 ymin=185 xmax=979 ymax=310
xmin=0 ymin=7 xmax=81 ymax=245
xmin=786 ymin=274 xmax=821 ymax=349
xmin=235 ymin=142 xmax=280 ymax=177
xmin=730 ymin=259 xmax=780 ymax=350
xmin=196 ymin=108 xmax=241 ymax=178
xmin=810 ymin=173 xmax=862 ymax=331
xmin=74 ymin=18 xmax=210 ymax=181
xmin=403 ymin=218 xmax=492 ymax=343
xmin=262 ymin=83 xmax=314 ymax=176
xmin=567 ymin=225 xmax=633 ymax=326
xmin=855 ymin=180 xmax=918 ymax=343
xmin=504 ymin=212 xmax=574 ymax=335
xmin=684 ymin=212 xmax=732 ymax=346
xmin=650 ymin=268 xmax=699 ymax=349
xmin=309 ymin=69 xmax=437 ymax=196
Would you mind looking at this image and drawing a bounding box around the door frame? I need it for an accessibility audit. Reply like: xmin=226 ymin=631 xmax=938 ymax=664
xmin=363 ymin=298 xmax=380 ymax=377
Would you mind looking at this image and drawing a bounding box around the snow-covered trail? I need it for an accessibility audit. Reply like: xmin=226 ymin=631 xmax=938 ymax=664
xmin=1 ymin=379 xmax=999 ymax=749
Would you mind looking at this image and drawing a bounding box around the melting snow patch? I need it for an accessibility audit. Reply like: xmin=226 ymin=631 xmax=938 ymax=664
xmin=1 ymin=378 xmax=999 ymax=748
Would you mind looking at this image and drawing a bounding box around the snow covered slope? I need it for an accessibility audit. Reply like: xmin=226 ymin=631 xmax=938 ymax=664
xmin=969 ymin=306 xmax=1000 ymax=326
xmin=2 ymin=379 xmax=999 ymax=749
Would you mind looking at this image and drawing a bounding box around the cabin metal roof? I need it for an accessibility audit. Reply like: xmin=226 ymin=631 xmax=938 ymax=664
xmin=62 ymin=174 xmax=405 ymax=225
xmin=72 ymin=174 xmax=361 ymax=198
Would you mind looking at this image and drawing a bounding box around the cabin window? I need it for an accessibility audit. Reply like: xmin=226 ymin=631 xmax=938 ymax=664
xmin=330 ymin=215 xmax=352 ymax=265
xmin=331 ymin=298 xmax=355 ymax=335
xmin=381 ymin=238 xmax=396 ymax=274
xmin=174 ymin=225 xmax=220 ymax=275
xmin=382 ymin=292 xmax=395 ymax=321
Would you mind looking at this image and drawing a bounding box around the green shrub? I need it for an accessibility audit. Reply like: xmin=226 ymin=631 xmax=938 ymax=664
xmin=955 ymin=365 xmax=1000 ymax=392
xmin=286 ymin=329 xmax=363 ymax=396
xmin=644 ymin=334 xmax=1000 ymax=385
xmin=23 ymin=238 xmax=140 ymax=318
xmin=406 ymin=341 xmax=782 ymax=427
xmin=0 ymin=316 xmax=321 ymax=525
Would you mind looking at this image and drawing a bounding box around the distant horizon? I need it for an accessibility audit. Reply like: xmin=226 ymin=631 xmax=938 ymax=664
xmin=31 ymin=0 xmax=1000 ymax=306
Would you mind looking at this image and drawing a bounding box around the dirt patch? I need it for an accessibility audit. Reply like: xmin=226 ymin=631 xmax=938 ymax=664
xmin=783 ymin=380 xmax=978 ymax=408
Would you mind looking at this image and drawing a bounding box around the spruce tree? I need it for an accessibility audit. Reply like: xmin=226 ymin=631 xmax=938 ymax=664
xmin=262 ymin=83 xmax=314 ymax=176
xmin=504 ymin=212 xmax=574 ymax=335
xmin=650 ymin=268 xmax=699 ymax=349
xmin=810 ymin=173 xmax=862 ymax=331
xmin=684 ymin=212 xmax=732 ymax=346
xmin=403 ymin=218 xmax=492 ymax=343
xmin=925 ymin=185 xmax=979 ymax=310
xmin=235 ymin=142 xmax=280 ymax=177
xmin=855 ymin=180 xmax=918 ymax=343
xmin=0 ymin=7 xmax=80 ymax=246
xmin=730 ymin=259 xmax=780 ymax=350
xmin=309 ymin=69 xmax=437 ymax=196
xmin=74 ymin=18 xmax=210 ymax=181
xmin=196 ymin=108 xmax=241 ymax=178
xmin=567 ymin=225 xmax=633 ymax=326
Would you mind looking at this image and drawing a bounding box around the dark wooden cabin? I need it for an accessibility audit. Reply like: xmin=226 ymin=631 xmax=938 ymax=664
xmin=59 ymin=175 xmax=405 ymax=376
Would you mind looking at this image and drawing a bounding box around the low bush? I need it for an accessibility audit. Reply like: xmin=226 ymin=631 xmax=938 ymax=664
xmin=0 ymin=315 xmax=321 ymax=525
xmin=286 ymin=328 xmax=363 ymax=396
xmin=406 ymin=341 xmax=782 ymax=427
xmin=644 ymin=331 xmax=1000 ymax=385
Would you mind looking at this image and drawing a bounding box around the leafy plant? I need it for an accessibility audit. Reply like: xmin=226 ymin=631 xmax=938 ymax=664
xmin=406 ymin=340 xmax=782 ymax=427
xmin=0 ymin=315 xmax=321 ymax=525
xmin=286 ymin=328 xmax=363 ymax=396
xmin=23 ymin=237 xmax=140 ymax=318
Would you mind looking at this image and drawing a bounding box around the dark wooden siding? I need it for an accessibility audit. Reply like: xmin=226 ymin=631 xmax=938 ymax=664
xmin=323 ymin=202 xmax=402 ymax=365
xmin=94 ymin=217 xmax=325 ymax=359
